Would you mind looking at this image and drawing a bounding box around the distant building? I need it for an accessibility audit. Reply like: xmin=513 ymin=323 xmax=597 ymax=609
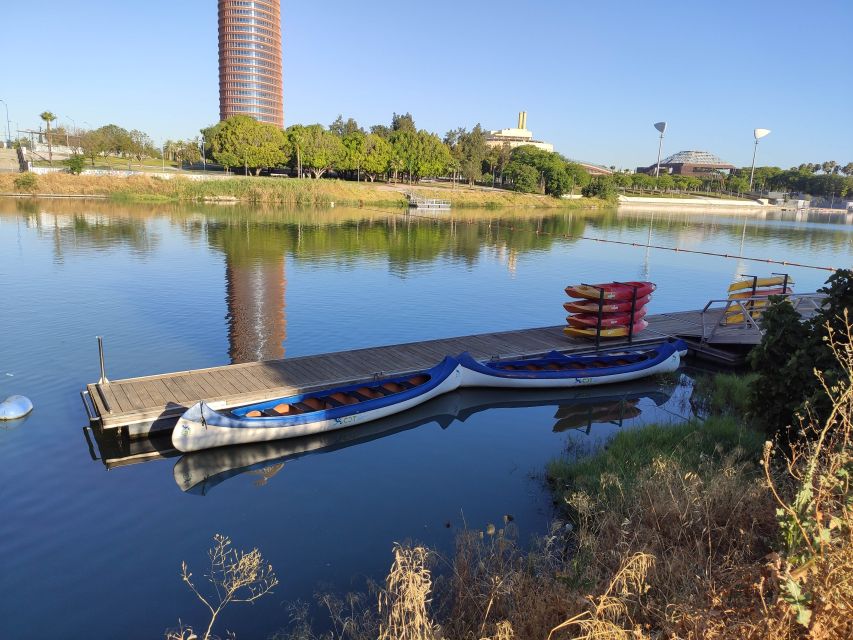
xmin=486 ymin=112 xmax=554 ymax=153
xmin=638 ymin=150 xmax=735 ymax=178
xmin=218 ymin=0 xmax=284 ymax=127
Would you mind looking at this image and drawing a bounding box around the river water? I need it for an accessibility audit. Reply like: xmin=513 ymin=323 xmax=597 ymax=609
xmin=0 ymin=199 xmax=849 ymax=639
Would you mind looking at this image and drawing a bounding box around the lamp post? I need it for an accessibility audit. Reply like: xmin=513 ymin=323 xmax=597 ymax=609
xmin=653 ymin=121 xmax=667 ymax=177
xmin=0 ymin=99 xmax=11 ymax=146
xmin=64 ymin=115 xmax=77 ymax=150
xmin=749 ymin=128 xmax=771 ymax=192
xmin=201 ymin=135 xmax=206 ymax=172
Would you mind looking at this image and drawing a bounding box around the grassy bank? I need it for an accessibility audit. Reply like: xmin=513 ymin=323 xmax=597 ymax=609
xmin=0 ymin=173 xmax=611 ymax=210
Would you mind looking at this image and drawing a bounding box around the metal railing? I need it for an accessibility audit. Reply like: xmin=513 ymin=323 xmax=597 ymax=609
xmin=700 ymin=293 xmax=824 ymax=343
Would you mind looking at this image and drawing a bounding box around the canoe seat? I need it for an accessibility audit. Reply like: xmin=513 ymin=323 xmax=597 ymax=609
xmin=380 ymin=382 xmax=403 ymax=394
xmin=355 ymin=387 xmax=382 ymax=399
xmin=324 ymin=397 xmax=345 ymax=408
xmin=273 ymin=403 xmax=300 ymax=415
xmin=408 ymin=375 xmax=429 ymax=386
xmin=329 ymin=392 xmax=359 ymax=405
xmin=246 ymin=410 xmax=263 ymax=418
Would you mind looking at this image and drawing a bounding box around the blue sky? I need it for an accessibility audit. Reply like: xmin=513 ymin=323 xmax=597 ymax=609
xmin=2 ymin=0 xmax=850 ymax=169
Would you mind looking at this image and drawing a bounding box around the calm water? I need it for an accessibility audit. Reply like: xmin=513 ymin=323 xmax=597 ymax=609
xmin=1 ymin=199 xmax=850 ymax=639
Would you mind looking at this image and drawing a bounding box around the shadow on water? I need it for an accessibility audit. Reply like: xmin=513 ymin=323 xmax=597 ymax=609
xmin=88 ymin=377 xmax=678 ymax=495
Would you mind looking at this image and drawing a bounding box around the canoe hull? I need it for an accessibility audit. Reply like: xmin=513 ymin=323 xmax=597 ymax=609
xmin=728 ymin=276 xmax=795 ymax=293
xmin=173 ymin=361 xmax=463 ymax=453
xmin=457 ymin=341 xmax=682 ymax=389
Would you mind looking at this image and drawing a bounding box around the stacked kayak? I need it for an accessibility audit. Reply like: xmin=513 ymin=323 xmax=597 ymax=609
xmin=563 ymin=281 xmax=655 ymax=339
xmin=724 ymin=274 xmax=794 ymax=324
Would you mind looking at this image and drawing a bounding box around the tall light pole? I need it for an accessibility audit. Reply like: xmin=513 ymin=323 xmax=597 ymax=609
xmin=0 ymin=99 xmax=11 ymax=146
xmin=64 ymin=115 xmax=77 ymax=149
xmin=749 ymin=128 xmax=771 ymax=191
xmin=201 ymin=135 xmax=206 ymax=172
xmin=653 ymin=122 xmax=667 ymax=177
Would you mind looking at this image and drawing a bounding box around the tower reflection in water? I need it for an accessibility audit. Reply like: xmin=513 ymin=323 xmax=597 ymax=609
xmin=209 ymin=221 xmax=288 ymax=364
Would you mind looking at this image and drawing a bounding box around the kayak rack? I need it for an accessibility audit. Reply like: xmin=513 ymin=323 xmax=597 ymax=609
xmin=579 ymin=282 xmax=644 ymax=350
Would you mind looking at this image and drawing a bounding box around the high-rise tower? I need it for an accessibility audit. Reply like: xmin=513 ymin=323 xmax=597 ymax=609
xmin=218 ymin=0 xmax=284 ymax=127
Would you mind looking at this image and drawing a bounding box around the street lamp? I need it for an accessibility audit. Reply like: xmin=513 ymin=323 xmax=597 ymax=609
xmin=0 ymin=99 xmax=11 ymax=146
xmin=653 ymin=121 xmax=667 ymax=177
xmin=749 ymin=128 xmax=771 ymax=191
xmin=63 ymin=115 xmax=77 ymax=149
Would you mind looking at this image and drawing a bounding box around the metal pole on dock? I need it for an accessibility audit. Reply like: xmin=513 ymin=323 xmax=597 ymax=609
xmin=97 ymin=336 xmax=110 ymax=385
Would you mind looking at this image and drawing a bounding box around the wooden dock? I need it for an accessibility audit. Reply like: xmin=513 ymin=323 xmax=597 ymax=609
xmin=82 ymin=295 xmax=824 ymax=437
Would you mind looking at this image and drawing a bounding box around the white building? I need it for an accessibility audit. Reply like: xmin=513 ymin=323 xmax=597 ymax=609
xmin=485 ymin=112 xmax=554 ymax=153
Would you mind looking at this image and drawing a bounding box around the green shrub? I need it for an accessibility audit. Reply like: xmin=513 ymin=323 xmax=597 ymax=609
xmin=581 ymin=176 xmax=617 ymax=200
xmin=13 ymin=172 xmax=38 ymax=192
xmin=66 ymin=154 xmax=86 ymax=175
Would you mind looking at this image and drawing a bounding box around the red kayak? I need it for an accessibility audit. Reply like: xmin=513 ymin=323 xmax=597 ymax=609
xmin=564 ymin=295 xmax=651 ymax=314
xmin=566 ymin=281 xmax=656 ymax=301
xmin=566 ymin=308 xmax=647 ymax=328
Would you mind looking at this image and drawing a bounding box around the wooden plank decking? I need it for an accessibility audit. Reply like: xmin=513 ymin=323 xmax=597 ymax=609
xmin=84 ymin=296 xmax=823 ymax=436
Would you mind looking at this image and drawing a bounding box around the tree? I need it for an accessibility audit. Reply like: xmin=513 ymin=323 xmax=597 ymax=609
xmin=204 ymin=115 xmax=289 ymax=175
xmin=456 ymin=125 xmax=488 ymax=186
xmin=505 ymin=161 xmax=539 ymax=193
xmin=300 ymin=124 xmax=345 ymax=179
xmin=80 ymin=129 xmax=106 ymax=167
xmin=339 ymin=130 xmax=366 ymax=178
xmin=843 ymin=162 xmax=853 ymax=177
xmin=821 ymin=161 xmax=837 ymax=175
xmin=361 ymin=133 xmax=391 ymax=181
xmin=391 ymin=112 xmax=416 ymax=133
xmin=329 ymin=115 xmax=363 ymax=137
xmin=39 ymin=111 xmax=56 ymax=165
xmin=582 ymin=176 xmax=618 ymax=200
xmin=287 ymin=124 xmax=307 ymax=177
xmin=750 ymin=269 xmax=853 ymax=435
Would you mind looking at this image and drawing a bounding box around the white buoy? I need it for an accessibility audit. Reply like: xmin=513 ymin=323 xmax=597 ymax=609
xmin=0 ymin=395 xmax=33 ymax=420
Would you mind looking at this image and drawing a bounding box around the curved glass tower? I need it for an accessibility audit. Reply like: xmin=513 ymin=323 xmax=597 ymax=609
xmin=218 ymin=0 xmax=284 ymax=127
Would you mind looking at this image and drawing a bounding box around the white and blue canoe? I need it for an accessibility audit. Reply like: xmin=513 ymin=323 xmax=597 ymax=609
xmin=172 ymin=356 xmax=464 ymax=453
xmin=172 ymin=341 xmax=687 ymax=452
xmin=457 ymin=339 xmax=686 ymax=389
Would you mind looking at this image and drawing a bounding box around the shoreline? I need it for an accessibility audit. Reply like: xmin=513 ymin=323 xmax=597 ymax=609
xmin=0 ymin=173 xmax=612 ymax=210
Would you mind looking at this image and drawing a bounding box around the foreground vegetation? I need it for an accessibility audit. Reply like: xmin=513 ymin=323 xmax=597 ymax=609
xmin=0 ymin=172 xmax=611 ymax=209
xmin=169 ymin=279 xmax=852 ymax=639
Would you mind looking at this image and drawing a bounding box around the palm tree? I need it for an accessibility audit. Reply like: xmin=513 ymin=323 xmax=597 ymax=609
xmin=40 ymin=111 xmax=56 ymax=165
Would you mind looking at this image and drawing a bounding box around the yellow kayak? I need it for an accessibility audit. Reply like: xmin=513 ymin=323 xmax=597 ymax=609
xmin=728 ymin=276 xmax=794 ymax=293
xmin=724 ymin=311 xmax=763 ymax=325
xmin=563 ymin=320 xmax=648 ymax=339
xmin=728 ymin=286 xmax=792 ymax=300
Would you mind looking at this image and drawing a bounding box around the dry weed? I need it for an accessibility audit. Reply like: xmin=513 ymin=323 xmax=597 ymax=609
xmin=378 ymin=544 xmax=437 ymax=640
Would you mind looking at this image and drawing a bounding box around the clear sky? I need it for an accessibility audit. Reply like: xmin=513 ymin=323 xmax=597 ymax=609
xmin=2 ymin=0 xmax=850 ymax=170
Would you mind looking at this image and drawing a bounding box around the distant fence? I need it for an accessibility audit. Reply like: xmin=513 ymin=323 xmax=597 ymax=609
xmin=26 ymin=166 xmax=230 ymax=181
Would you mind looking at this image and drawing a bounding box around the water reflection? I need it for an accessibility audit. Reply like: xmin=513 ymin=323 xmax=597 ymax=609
xmin=172 ymin=379 xmax=677 ymax=495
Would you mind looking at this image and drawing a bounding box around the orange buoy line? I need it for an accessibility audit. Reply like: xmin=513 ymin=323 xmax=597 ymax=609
xmin=385 ymin=208 xmax=840 ymax=272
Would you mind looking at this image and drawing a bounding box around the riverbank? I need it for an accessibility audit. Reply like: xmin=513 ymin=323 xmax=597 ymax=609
xmin=0 ymin=173 xmax=611 ymax=209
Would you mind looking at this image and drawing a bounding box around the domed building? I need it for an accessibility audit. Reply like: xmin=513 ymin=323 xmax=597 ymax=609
xmin=639 ymin=150 xmax=735 ymax=178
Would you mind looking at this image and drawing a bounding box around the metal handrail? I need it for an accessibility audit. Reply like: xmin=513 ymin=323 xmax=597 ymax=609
xmin=699 ymin=293 xmax=825 ymax=343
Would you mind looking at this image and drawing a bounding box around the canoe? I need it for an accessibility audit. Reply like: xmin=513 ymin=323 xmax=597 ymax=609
xmin=728 ymin=287 xmax=793 ymax=300
xmin=172 ymin=357 xmax=464 ymax=453
xmin=174 ymin=382 xmax=677 ymax=494
xmin=728 ymin=276 xmax=795 ymax=293
xmin=563 ymin=320 xmax=649 ymax=339
xmin=566 ymin=308 xmax=647 ymax=328
xmin=563 ymin=296 xmax=651 ymax=314
xmin=565 ymin=281 xmax=655 ymax=301
xmin=457 ymin=339 xmax=684 ymax=389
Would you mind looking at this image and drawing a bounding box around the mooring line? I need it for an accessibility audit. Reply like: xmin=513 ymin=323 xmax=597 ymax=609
xmin=381 ymin=207 xmax=839 ymax=272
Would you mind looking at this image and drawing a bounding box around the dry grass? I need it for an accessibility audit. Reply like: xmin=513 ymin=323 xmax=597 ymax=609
xmin=0 ymin=173 xmax=608 ymax=209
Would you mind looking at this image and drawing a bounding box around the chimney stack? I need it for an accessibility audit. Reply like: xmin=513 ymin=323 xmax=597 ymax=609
xmin=517 ymin=111 xmax=524 ymax=129
xmin=521 ymin=111 xmax=528 ymax=129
